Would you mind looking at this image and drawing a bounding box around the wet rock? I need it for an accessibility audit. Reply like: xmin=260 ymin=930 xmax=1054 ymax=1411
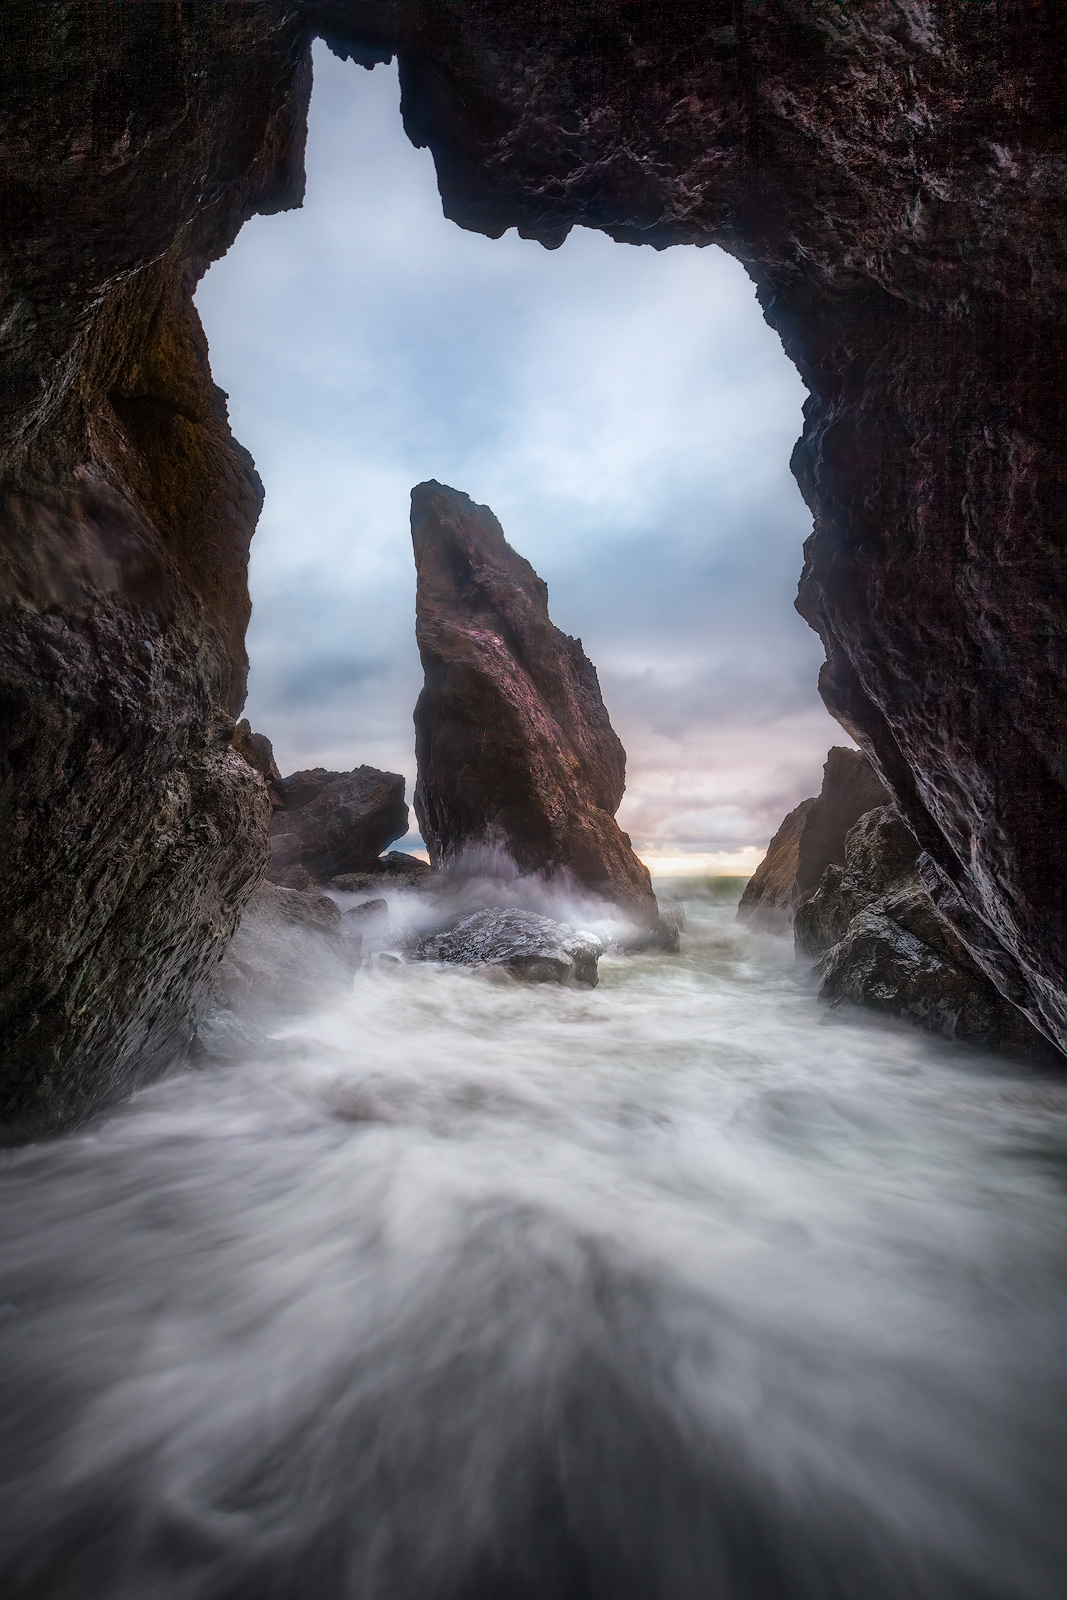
xmin=266 ymin=767 xmax=408 ymax=886
xmin=411 ymin=480 xmax=666 ymax=942
xmin=0 ymin=8 xmax=309 ymax=1134
xmin=326 ymin=852 xmax=433 ymax=892
xmin=410 ymin=908 xmax=602 ymax=987
xmin=816 ymin=903 xmax=1049 ymax=1057
xmin=795 ymin=807 xmax=921 ymax=958
xmin=210 ymin=881 xmax=356 ymax=1022
xmin=659 ymin=901 xmax=687 ymax=947
xmin=799 ymin=808 xmax=1049 ymax=1056
xmin=739 ymin=749 xmax=888 ymax=933
xmin=193 ymin=1005 xmax=271 ymax=1064
xmin=794 ymin=750 xmax=890 ymax=903
xmin=345 ymin=898 xmax=387 ymax=920
xmin=737 ymin=798 xmax=816 ymax=934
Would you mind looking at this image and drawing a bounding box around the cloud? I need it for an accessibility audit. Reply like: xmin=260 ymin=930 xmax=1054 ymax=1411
xmin=196 ymin=43 xmax=847 ymax=856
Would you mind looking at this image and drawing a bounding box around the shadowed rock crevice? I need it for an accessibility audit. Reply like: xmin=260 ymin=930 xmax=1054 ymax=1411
xmin=745 ymin=752 xmax=1053 ymax=1057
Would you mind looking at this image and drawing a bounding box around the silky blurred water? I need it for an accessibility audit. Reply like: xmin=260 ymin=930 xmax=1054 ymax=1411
xmin=1 ymin=880 xmax=1065 ymax=1599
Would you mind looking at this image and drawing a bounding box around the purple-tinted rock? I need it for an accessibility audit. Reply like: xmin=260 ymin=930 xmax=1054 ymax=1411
xmin=736 ymin=798 xmax=817 ymax=934
xmin=266 ymin=767 xmax=408 ymax=886
xmin=411 ymin=481 xmax=665 ymax=938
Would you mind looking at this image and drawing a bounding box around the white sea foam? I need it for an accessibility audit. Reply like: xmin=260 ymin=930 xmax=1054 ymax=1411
xmin=1 ymin=882 xmax=1065 ymax=1598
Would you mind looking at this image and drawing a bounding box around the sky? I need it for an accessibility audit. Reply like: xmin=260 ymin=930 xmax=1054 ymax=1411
xmin=195 ymin=42 xmax=847 ymax=873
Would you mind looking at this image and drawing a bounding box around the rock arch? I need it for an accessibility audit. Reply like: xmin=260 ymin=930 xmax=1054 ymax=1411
xmin=3 ymin=0 xmax=1065 ymax=1129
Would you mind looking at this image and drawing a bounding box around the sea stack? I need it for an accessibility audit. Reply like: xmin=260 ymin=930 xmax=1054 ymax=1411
xmin=410 ymin=480 xmax=663 ymax=936
xmin=738 ymin=748 xmax=889 ymax=933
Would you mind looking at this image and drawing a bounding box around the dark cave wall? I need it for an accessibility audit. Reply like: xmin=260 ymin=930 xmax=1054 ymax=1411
xmin=2 ymin=0 xmax=1066 ymax=1130
xmin=0 ymin=4 xmax=310 ymax=1130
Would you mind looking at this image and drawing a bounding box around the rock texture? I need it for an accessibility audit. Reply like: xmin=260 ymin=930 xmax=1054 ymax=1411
xmin=233 ymin=719 xmax=286 ymax=809
xmin=410 ymin=908 xmax=602 ymax=987
xmin=0 ymin=5 xmax=310 ymax=1131
xmin=795 ymin=750 xmax=890 ymax=903
xmin=736 ymin=799 xmax=816 ymax=934
xmin=326 ymin=852 xmax=432 ymax=893
xmin=797 ymin=808 xmax=1049 ymax=1056
xmin=411 ymin=480 xmax=663 ymax=934
xmin=6 ymin=2 xmax=1067 ymax=1128
xmin=267 ymin=766 xmax=408 ymax=889
xmin=738 ymin=748 xmax=887 ymax=933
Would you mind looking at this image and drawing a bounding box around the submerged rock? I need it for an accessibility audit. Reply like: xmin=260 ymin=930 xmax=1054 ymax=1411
xmin=410 ymin=481 xmax=668 ymax=943
xmin=266 ymin=766 xmax=408 ymax=888
xmin=410 ymin=908 xmax=602 ymax=987
xmin=193 ymin=1005 xmax=271 ymax=1064
xmin=208 ymin=881 xmax=356 ymax=1024
xmin=738 ymin=748 xmax=888 ymax=933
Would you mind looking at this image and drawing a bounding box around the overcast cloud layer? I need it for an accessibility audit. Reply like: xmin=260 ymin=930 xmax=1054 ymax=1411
xmin=195 ymin=44 xmax=846 ymax=869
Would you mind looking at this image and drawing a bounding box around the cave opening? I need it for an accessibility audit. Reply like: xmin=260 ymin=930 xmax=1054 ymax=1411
xmin=195 ymin=42 xmax=839 ymax=879
xmin=6 ymin=16 xmax=1067 ymax=1593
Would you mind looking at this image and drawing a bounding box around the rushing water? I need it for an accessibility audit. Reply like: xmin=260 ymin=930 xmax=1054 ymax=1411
xmin=1 ymin=880 xmax=1065 ymax=1600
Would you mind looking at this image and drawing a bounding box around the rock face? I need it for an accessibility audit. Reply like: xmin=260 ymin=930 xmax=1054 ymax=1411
xmin=233 ymin=719 xmax=286 ymax=809
xmin=0 ymin=6 xmax=310 ymax=1131
xmin=411 ymin=480 xmax=662 ymax=934
xmin=738 ymin=748 xmax=888 ymax=933
xmin=795 ymin=750 xmax=890 ymax=903
xmin=796 ymin=809 xmax=1049 ymax=1056
xmin=411 ymin=908 xmax=602 ymax=987
xmin=266 ymin=766 xmax=408 ymax=889
xmin=736 ymin=800 xmax=816 ymax=934
xmin=6 ymin=5 xmax=1067 ymax=1126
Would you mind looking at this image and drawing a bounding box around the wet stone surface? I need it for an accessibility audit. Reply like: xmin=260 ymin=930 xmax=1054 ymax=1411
xmin=408 ymin=907 xmax=603 ymax=987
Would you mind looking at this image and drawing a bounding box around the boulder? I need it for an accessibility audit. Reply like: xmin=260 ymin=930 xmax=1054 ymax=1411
xmin=206 ymin=881 xmax=357 ymax=1027
xmin=266 ymin=767 xmax=408 ymax=888
xmin=798 ymin=808 xmax=1049 ymax=1056
xmin=738 ymin=748 xmax=888 ymax=932
xmin=345 ymin=898 xmax=388 ymax=920
xmin=409 ymin=908 xmax=602 ymax=987
xmin=410 ymin=480 xmax=665 ymax=940
xmin=326 ymin=852 xmax=433 ymax=893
